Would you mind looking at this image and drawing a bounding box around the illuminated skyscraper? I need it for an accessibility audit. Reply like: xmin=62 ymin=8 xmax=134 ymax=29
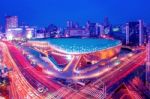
xmin=126 ymin=20 xmax=144 ymax=46
xmin=5 ymin=16 xmax=18 ymax=31
xmin=146 ymin=33 xmax=150 ymax=90
xmin=125 ymin=23 xmax=129 ymax=45
xmin=86 ymin=21 xmax=100 ymax=37
xmin=103 ymin=17 xmax=111 ymax=35
xmin=139 ymin=20 xmax=144 ymax=46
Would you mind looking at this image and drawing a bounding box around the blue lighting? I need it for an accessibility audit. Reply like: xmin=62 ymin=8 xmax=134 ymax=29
xmin=32 ymin=38 xmax=121 ymax=54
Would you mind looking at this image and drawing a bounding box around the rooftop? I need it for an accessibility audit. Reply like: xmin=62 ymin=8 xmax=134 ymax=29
xmin=32 ymin=38 xmax=121 ymax=54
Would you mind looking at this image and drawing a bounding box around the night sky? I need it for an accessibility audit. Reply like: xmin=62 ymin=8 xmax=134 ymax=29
xmin=0 ymin=0 xmax=149 ymax=27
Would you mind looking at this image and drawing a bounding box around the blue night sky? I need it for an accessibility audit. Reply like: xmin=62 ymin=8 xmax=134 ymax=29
xmin=0 ymin=0 xmax=149 ymax=27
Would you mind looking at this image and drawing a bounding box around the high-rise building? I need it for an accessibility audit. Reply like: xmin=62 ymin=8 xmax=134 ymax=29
xmin=36 ymin=28 xmax=46 ymax=39
xmin=87 ymin=22 xmax=100 ymax=37
xmin=145 ymin=25 xmax=150 ymax=44
xmin=110 ymin=24 xmax=126 ymax=45
xmin=146 ymin=32 xmax=150 ymax=90
xmin=65 ymin=21 xmax=89 ymax=37
xmin=96 ymin=23 xmax=100 ymax=37
xmin=64 ymin=28 xmax=89 ymax=37
xmin=46 ymin=24 xmax=58 ymax=38
xmin=99 ymin=24 xmax=104 ymax=37
xmin=5 ymin=16 xmax=18 ymax=31
xmin=139 ymin=20 xmax=144 ymax=46
xmin=126 ymin=20 xmax=144 ymax=46
xmin=125 ymin=23 xmax=129 ymax=45
xmin=89 ymin=22 xmax=96 ymax=37
xmin=103 ymin=17 xmax=111 ymax=35
xmin=66 ymin=21 xmax=73 ymax=29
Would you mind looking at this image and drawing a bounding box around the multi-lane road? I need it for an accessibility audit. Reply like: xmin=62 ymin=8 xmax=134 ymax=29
xmin=0 ymin=42 xmax=45 ymax=99
xmin=77 ymin=50 xmax=146 ymax=98
xmin=1 ymin=41 xmax=87 ymax=99
xmin=0 ymin=41 xmax=147 ymax=99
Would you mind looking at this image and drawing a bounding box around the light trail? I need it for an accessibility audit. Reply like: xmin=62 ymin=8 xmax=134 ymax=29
xmin=0 ymin=42 xmax=45 ymax=99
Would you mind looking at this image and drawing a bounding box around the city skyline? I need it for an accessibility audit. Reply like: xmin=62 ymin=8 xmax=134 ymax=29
xmin=0 ymin=0 xmax=150 ymax=27
xmin=0 ymin=1 xmax=150 ymax=99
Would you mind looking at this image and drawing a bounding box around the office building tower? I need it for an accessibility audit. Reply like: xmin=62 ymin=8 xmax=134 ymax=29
xmin=87 ymin=22 xmax=100 ymax=37
xmin=64 ymin=28 xmax=89 ymax=37
xmin=125 ymin=23 xmax=129 ymax=45
xmin=67 ymin=21 xmax=73 ymax=29
xmin=146 ymin=32 xmax=150 ymax=90
xmin=5 ymin=16 xmax=18 ymax=31
xmin=103 ymin=17 xmax=111 ymax=35
xmin=110 ymin=25 xmax=126 ymax=45
xmin=46 ymin=24 xmax=58 ymax=38
xmin=139 ymin=20 xmax=144 ymax=46
xmin=99 ymin=24 xmax=104 ymax=37
xmin=126 ymin=20 xmax=144 ymax=46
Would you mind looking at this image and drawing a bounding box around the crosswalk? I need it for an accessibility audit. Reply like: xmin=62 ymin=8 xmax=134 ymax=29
xmin=46 ymin=87 xmax=71 ymax=99
xmin=81 ymin=87 xmax=106 ymax=99
xmin=130 ymin=91 xmax=143 ymax=99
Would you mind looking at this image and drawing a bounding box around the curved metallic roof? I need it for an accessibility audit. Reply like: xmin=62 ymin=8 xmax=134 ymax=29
xmin=32 ymin=38 xmax=121 ymax=54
